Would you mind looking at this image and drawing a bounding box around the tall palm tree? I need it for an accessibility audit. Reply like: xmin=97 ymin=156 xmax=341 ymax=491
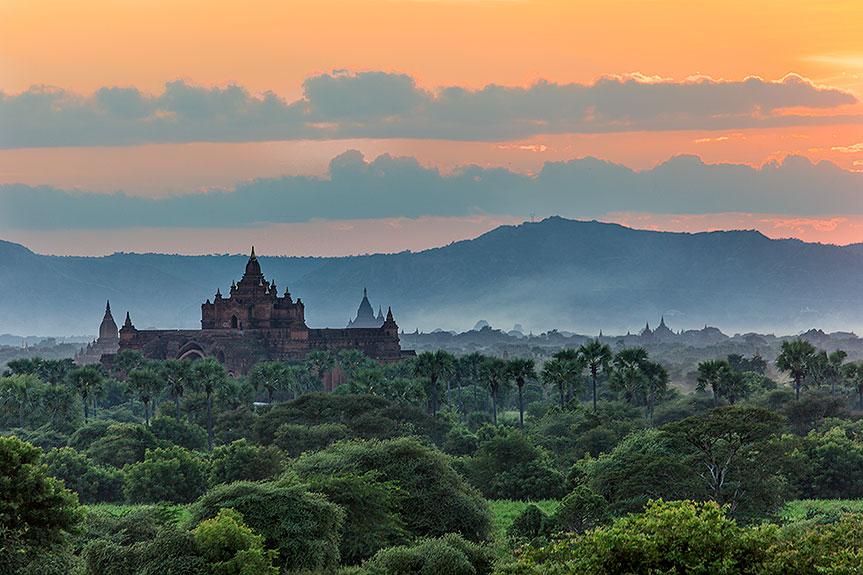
xmin=42 ymin=384 xmax=76 ymax=428
xmin=126 ymin=368 xmax=163 ymax=426
xmin=480 ymin=356 xmax=509 ymax=426
xmin=776 ymin=339 xmax=818 ymax=400
xmin=0 ymin=374 xmax=42 ymax=428
xmin=414 ymin=350 xmax=456 ymax=442
xmin=68 ymin=365 xmax=105 ymax=423
xmin=160 ymin=359 xmax=192 ymax=422
xmin=248 ymin=361 xmax=289 ymax=404
xmin=642 ymin=360 xmax=668 ymax=422
xmin=458 ymin=352 xmax=485 ymax=412
xmin=541 ymin=357 xmax=573 ymax=410
xmin=612 ymin=348 xmax=649 ymax=406
xmin=305 ymin=349 xmax=335 ymax=391
xmin=338 ymin=349 xmax=371 ymax=384
xmin=507 ymin=358 xmax=536 ymax=429
xmin=696 ymin=359 xmax=732 ymax=408
xmin=191 ymin=358 xmax=229 ymax=452
xmin=578 ymin=339 xmax=613 ymax=413
xmin=827 ymin=349 xmax=848 ymax=396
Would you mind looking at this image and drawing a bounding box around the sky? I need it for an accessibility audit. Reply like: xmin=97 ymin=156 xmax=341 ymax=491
xmin=1 ymin=0 xmax=862 ymax=255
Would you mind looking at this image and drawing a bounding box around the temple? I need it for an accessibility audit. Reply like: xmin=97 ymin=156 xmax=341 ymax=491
xmin=102 ymin=248 xmax=413 ymax=385
xmin=75 ymin=301 xmax=120 ymax=366
xmin=346 ymin=288 xmax=386 ymax=328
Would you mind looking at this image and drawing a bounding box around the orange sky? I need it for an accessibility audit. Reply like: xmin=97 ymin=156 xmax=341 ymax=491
xmin=1 ymin=0 xmax=862 ymax=251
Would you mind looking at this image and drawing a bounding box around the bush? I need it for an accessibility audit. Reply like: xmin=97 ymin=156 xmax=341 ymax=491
xmin=43 ymin=447 xmax=124 ymax=503
xmin=208 ymin=439 xmax=284 ymax=486
xmin=507 ymin=504 xmax=554 ymax=542
xmin=441 ymin=426 xmax=478 ymax=457
xmin=187 ymin=481 xmax=345 ymax=573
xmin=462 ymin=426 xmax=566 ymax=501
xmin=86 ymin=423 xmax=160 ymax=468
xmin=2 ymin=425 xmax=70 ymax=451
xmin=291 ymin=437 xmax=493 ymax=542
xmin=79 ymin=526 xmax=206 ymax=575
xmin=366 ymin=533 xmax=493 ymax=575
xmin=273 ymin=422 xmax=348 ymax=457
xmin=212 ymin=406 xmax=257 ymax=446
xmin=300 ymin=471 xmax=407 ymax=564
xmin=193 ymin=508 xmax=278 ymax=575
xmin=553 ymin=485 xmax=611 ymax=535
xmin=124 ymin=446 xmax=208 ymax=504
xmin=150 ymin=417 xmax=208 ymax=451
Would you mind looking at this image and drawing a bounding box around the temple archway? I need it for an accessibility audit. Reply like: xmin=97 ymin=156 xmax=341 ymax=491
xmin=177 ymin=342 xmax=206 ymax=361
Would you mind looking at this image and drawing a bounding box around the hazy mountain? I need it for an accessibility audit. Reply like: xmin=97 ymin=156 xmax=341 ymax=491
xmin=2 ymin=217 xmax=862 ymax=337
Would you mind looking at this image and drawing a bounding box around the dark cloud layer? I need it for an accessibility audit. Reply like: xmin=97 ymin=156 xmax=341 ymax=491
xmin=0 ymin=72 xmax=857 ymax=148
xmin=1 ymin=152 xmax=860 ymax=231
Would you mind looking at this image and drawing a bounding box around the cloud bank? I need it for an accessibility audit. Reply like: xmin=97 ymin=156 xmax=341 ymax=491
xmin=0 ymin=72 xmax=857 ymax=148
xmin=1 ymin=152 xmax=861 ymax=231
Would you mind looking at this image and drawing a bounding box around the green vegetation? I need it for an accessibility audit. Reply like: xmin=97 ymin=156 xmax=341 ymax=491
xmin=5 ymin=344 xmax=863 ymax=573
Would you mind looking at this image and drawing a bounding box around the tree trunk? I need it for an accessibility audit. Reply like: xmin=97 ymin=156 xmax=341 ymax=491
xmin=175 ymin=395 xmax=181 ymax=423
xmin=518 ymin=382 xmax=524 ymax=430
xmin=492 ymin=386 xmax=498 ymax=426
xmin=796 ymin=376 xmax=801 ymax=401
xmin=431 ymin=376 xmax=438 ymax=444
xmin=446 ymin=380 xmax=452 ymax=407
xmin=712 ymin=385 xmax=718 ymax=408
xmin=83 ymin=396 xmax=89 ymax=423
xmin=144 ymin=400 xmax=150 ymax=426
xmin=592 ymin=369 xmax=598 ymax=413
xmin=457 ymin=379 xmax=463 ymax=421
xmin=559 ymin=385 xmax=565 ymax=410
xmin=206 ymin=388 xmax=213 ymax=453
xmin=268 ymin=388 xmax=274 ymax=404
xmin=19 ymin=407 xmax=25 ymax=429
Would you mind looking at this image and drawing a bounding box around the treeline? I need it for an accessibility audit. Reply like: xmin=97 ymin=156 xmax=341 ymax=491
xmin=4 ymin=339 xmax=863 ymax=573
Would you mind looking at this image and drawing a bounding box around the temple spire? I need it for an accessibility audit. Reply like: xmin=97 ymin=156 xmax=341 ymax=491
xmin=250 ymin=246 xmax=257 ymax=261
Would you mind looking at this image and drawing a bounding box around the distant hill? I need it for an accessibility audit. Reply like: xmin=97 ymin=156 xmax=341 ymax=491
xmin=2 ymin=217 xmax=863 ymax=336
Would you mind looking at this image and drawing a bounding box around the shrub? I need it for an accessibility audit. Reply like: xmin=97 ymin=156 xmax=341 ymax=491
xmin=463 ymin=426 xmax=566 ymax=501
xmin=193 ymin=508 xmax=278 ymax=575
xmin=366 ymin=533 xmax=493 ymax=575
xmin=507 ymin=504 xmax=554 ymax=542
xmin=2 ymin=425 xmax=70 ymax=451
xmin=86 ymin=423 xmax=159 ymax=468
xmin=150 ymin=417 xmax=208 ymax=451
xmin=553 ymin=485 xmax=611 ymax=535
xmin=187 ymin=481 xmax=345 ymax=573
xmin=124 ymin=446 xmax=208 ymax=504
xmin=301 ymin=471 xmax=407 ymax=564
xmin=208 ymin=439 xmax=284 ymax=486
xmin=291 ymin=437 xmax=493 ymax=542
xmin=441 ymin=426 xmax=478 ymax=457
xmin=42 ymin=446 xmax=124 ymax=503
xmin=67 ymin=420 xmax=114 ymax=451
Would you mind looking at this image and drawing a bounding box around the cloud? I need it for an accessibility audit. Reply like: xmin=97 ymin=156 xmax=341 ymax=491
xmin=0 ymin=72 xmax=857 ymax=148
xmin=1 ymin=151 xmax=861 ymax=231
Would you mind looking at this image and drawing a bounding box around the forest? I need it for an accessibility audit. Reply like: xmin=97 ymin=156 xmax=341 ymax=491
xmin=4 ymin=339 xmax=863 ymax=574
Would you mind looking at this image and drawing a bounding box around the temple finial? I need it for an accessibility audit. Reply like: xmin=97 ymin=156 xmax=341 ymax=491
xmin=363 ymin=286 xmax=367 ymax=298
xmin=106 ymin=300 xmax=111 ymax=313
xmin=250 ymin=246 xmax=256 ymax=260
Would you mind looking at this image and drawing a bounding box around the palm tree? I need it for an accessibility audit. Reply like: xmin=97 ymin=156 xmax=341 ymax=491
xmin=827 ymin=349 xmax=848 ymax=396
xmin=191 ymin=358 xmax=229 ymax=452
xmin=248 ymin=361 xmax=289 ymax=404
xmin=541 ymin=357 xmax=573 ymax=410
xmin=42 ymin=384 xmax=76 ymax=428
xmin=160 ymin=359 xmax=192 ymax=422
xmin=68 ymin=365 xmax=105 ymax=423
xmin=479 ymin=357 xmax=509 ymax=426
xmin=696 ymin=359 xmax=731 ymax=408
xmin=507 ymin=358 xmax=536 ymax=429
xmin=37 ymin=359 xmax=74 ymax=387
xmin=126 ymin=368 xmax=163 ymax=426
xmin=776 ymin=339 xmax=818 ymax=400
xmin=414 ymin=350 xmax=456 ymax=442
xmin=642 ymin=360 xmax=668 ymax=422
xmin=578 ymin=339 xmax=613 ymax=413
xmin=338 ymin=349 xmax=371 ymax=383
xmin=612 ymin=348 xmax=649 ymax=406
xmin=0 ymin=374 xmax=42 ymax=428
xmin=305 ymin=349 xmax=335 ymax=391
xmin=458 ymin=352 xmax=485 ymax=412
xmin=844 ymin=362 xmax=863 ymax=411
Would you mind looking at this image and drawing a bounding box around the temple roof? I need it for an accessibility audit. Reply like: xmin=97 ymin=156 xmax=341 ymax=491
xmin=98 ymin=300 xmax=118 ymax=341
xmin=347 ymin=288 xmax=385 ymax=328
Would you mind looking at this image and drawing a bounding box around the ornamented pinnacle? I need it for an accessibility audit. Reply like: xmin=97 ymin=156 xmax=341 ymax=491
xmin=250 ymin=246 xmax=257 ymax=260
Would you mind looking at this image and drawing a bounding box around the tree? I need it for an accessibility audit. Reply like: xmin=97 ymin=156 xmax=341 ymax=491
xmin=508 ymin=357 xmax=536 ymax=429
xmin=367 ymin=533 xmax=493 ymax=575
xmin=827 ymin=349 xmax=848 ymax=396
xmin=459 ymin=352 xmax=486 ymax=410
xmin=305 ymin=349 xmax=335 ymax=390
xmin=191 ymin=358 xmax=228 ymax=452
xmin=159 ymin=359 xmax=192 ymax=422
xmin=338 ymin=349 xmax=373 ymax=382
xmin=68 ymin=365 xmax=106 ymax=423
xmin=414 ymin=350 xmax=456 ymax=442
xmin=696 ymin=359 xmax=732 ymax=408
xmin=662 ymin=406 xmax=785 ymax=519
xmin=42 ymin=447 xmax=124 ymax=504
xmin=844 ymin=361 xmax=863 ymax=411
xmin=480 ymin=356 xmax=509 ymax=425
xmin=125 ymin=368 xmax=163 ymax=426
xmin=208 ymin=439 xmax=284 ymax=485
xmin=41 ymin=384 xmax=78 ymax=429
xmin=193 ymin=508 xmax=279 ymax=575
xmin=541 ymin=356 xmax=579 ymax=410
xmin=776 ymin=339 xmax=818 ymax=400
xmin=553 ymin=485 xmax=611 ymax=535
xmin=579 ymin=339 xmax=613 ymax=413
xmin=0 ymin=374 xmax=42 ymax=428
xmin=124 ymin=445 xmax=208 ymax=504
xmin=642 ymin=360 xmax=668 ymax=421
xmin=0 ymin=436 xmax=83 ymax=574
xmin=248 ymin=361 xmax=290 ymax=404
xmin=611 ymin=348 xmax=648 ymax=406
